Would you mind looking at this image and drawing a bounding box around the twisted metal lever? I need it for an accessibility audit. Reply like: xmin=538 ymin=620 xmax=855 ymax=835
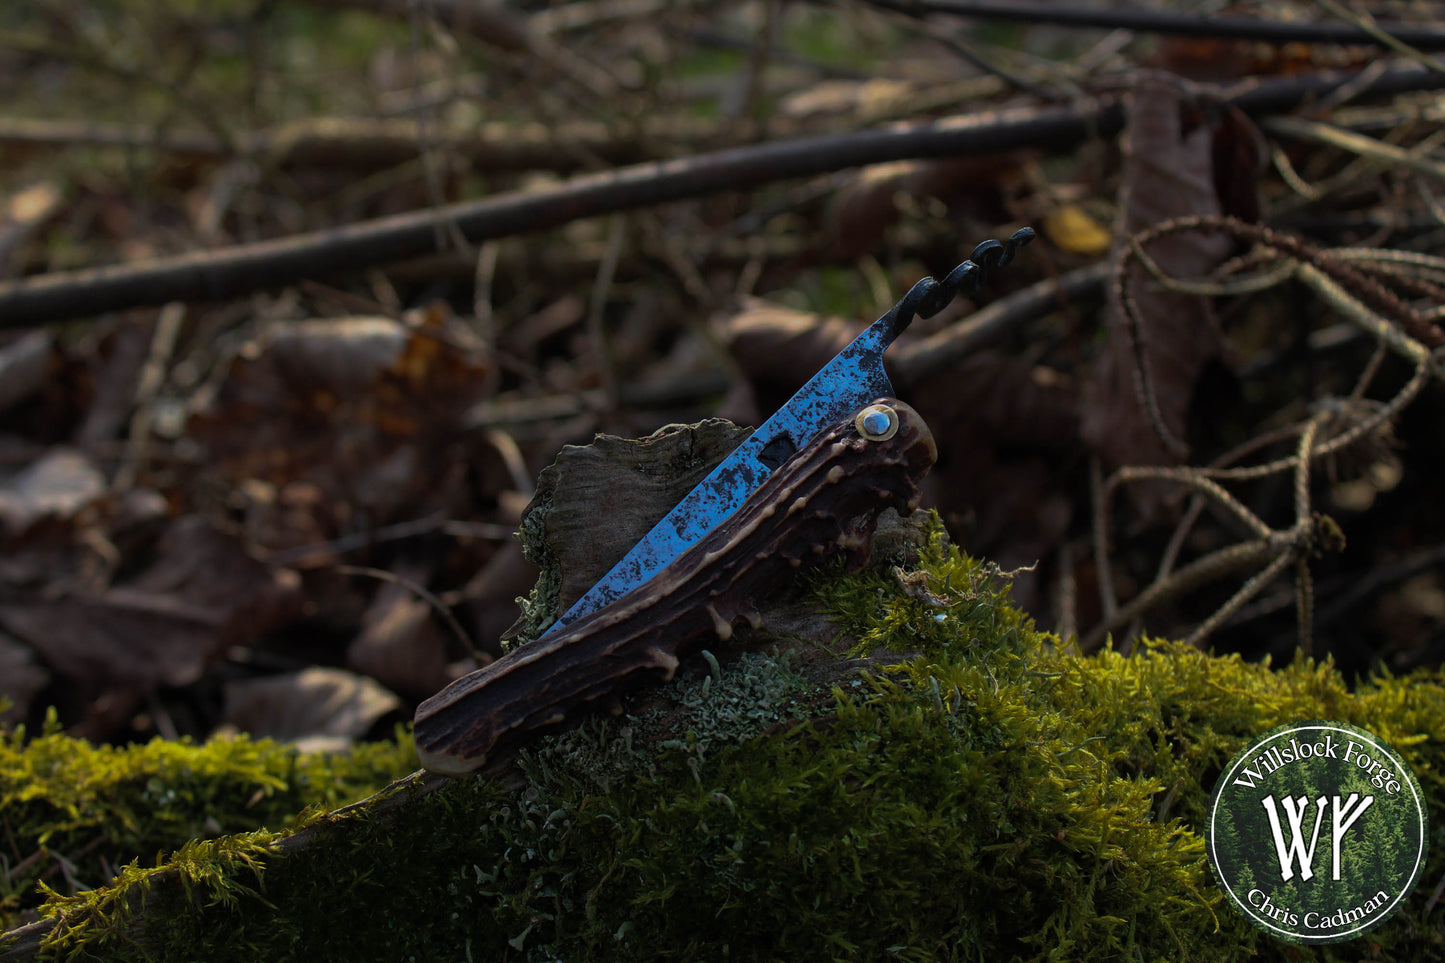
xmin=883 ymin=226 xmax=1036 ymax=336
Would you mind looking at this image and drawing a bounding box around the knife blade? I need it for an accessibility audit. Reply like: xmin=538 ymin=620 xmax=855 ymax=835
xmin=538 ymin=227 xmax=1034 ymax=637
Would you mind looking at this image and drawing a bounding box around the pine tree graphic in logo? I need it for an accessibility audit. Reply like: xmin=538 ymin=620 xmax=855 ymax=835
xmin=1207 ymin=721 xmax=1428 ymax=943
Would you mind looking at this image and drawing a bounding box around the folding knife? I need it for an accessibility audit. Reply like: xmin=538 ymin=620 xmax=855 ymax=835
xmin=414 ymin=227 xmax=1033 ymax=774
xmin=544 ymin=226 xmax=1035 ymax=635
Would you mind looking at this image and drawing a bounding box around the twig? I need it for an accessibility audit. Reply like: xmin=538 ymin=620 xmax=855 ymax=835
xmin=1110 ymin=466 xmax=1273 ymax=540
xmin=1086 ymin=216 xmax=1444 ymax=653
xmin=1082 ymin=538 xmax=1282 ymax=652
xmin=1290 ymin=417 xmax=1324 ymax=656
xmin=1054 ymin=538 xmax=1077 ymax=647
xmin=586 ymin=215 xmax=627 ymax=410
xmin=1312 ymin=0 xmax=1445 ymax=74
xmin=301 ymin=0 xmax=622 ymax=99
xmin=460 ymin=369 xmax=734 ymax=435
xmin=894 ymin=261 xmax=1109 ymax=384
xmin=4 ymin=65 xmax=1445 ymax=327
xmin=333 ymin=565 xmax=480 ymax=663
xmin=1116 ymin=240 xmax=1191 ymax=457
xmin=0 ymin=114 xmax=737 ymax=172
xmin=1424 ymin=869 xmax=1445 ymax=916
xmin=483 ymin=430 xmax=534 ymax=498
xmin=873 ymin=1 xmax=1066 ymax=103
xmin=114 ymin=303 xmax=185 ymax=491
xmin=1183 ymin=550 xmax=1296 ymax=649
xmin=1152 ymin=421 xmax=1311 ymax=587
xmin=529 ymin=0 xmax=670 ymax=35
xmin=1263 ymin=115 xmax=1445 ymax=181
xmin=472 ymin=240 xmax=501 ymax=339
xmin=405 ymin=1 xmax=467 ymax=259
xmin=0 ymin=27 xmax=240 ymax=156
xmin=261 ymin=514 xmax=514 ymax=568
xmin=858 ymin=0 xmax=1445 ymax=49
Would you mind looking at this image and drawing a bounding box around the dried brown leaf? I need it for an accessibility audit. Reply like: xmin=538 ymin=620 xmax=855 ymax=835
xmin=221 ymin=666 xmax=401 ymax=748
xmin=347 ymin=563 xmax=452 ymax=699
xmin=0 ymin=517 xmax=300 ymax=701
xmin=0 ymin=331 xmax=54 ymax=414
xmin=187 ymin=314 xmax=497 ymax=531
xmin=0 ymin=448 xmax=105 ymax=533
xmin=722 ymin=300 xmax=859 ymax=422
xmin=827 ymin=156 xmax=1022 ymax=261
xmin=1082 ymin=75 xmax=1261 ymax=514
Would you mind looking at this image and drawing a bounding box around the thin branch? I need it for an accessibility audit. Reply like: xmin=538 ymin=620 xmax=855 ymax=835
xmin=1312 ymin=0 xmax=1445 ymax=73
xmin=1263 ymin=115 xmax=1445 ymax=181
xmin=300 ymin=0 xmax=622 ymax=99
xmin=114 ymin=302 xmax=185 ymax=491
xmin=3 ymin=65 xmax=1444 ymax=328
xmin=1081 ymin=209 xmax=1443 ymax=654
xmin=0 ymin=114 xmax=733 ymax=172
xmin=893 ymin=261 xmax=1109 ymax=384
xmin=858 ymin=0 xmax=1445 ymax=50
xmin=1182 ymin=550 xmax=1296 ymax=648
xmin=333 ymin=565 xmax=480 ymax=663
xmin=1081 ymin=538 xmax=1281 ymax=652
xmin=1109 ymin=467 xmax=1274 ymax=540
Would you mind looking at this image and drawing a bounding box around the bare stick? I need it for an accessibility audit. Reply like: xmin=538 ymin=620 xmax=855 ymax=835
xmin=861 ymin=0 xmax=1445 ymax=50
xmin=4 ymin=65 xmax=1444 ymax=328
xmin=114 ymin=303 xmax=185 ymax=491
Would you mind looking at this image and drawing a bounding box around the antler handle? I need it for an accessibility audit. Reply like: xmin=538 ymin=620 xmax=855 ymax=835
xmin=414 ymin=399 xmax=937 ymax=775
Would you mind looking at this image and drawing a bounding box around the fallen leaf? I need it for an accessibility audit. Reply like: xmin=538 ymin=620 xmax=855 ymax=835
xmin=1043 ymin=204 xmax=1112 ymax=257
xmin=0 ymin=448 xmax=105 ymax=532
xmin=0 ymin=331 xmax=54 ymax=414
xmin=346 ymin=562 xmax=453 ymax=699
xmin=826 ymin=156 xmax=1024 ymax=261
xmin=0 ymin=517 xmax=300 ymax=707
xmin=1081 ymin=74 xmax=1260 ymax=514
xmin=221 ymin=666 xmax=402 ymax=746
xmin=187 ymin=313 xmax=496 ymax=533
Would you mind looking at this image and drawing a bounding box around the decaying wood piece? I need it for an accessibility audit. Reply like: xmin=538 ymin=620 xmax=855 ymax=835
xmin=513 ymin=418 xmax=754 ymax=637
xmin=415 ymin=399 xmax=937 ymax=774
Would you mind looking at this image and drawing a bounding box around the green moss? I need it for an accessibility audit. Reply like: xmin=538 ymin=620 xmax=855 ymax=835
xmin=7 ymin=518 xmax=1445 ymax=961
xmin=0 ymin=716 xmax=417 ymax=935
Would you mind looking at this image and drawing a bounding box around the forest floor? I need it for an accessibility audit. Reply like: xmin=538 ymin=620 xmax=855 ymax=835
xmin=1 ymin=0 xmax=1444 ymax=795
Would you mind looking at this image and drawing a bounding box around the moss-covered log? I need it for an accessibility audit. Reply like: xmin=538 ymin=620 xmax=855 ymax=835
xmin=3 ymin=522 xmax=1444 ymax=961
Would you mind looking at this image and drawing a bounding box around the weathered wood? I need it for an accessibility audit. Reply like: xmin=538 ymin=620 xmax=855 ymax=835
xmin=414 ymin=399 xmax=936 ymax=774
xmin=522 ymin=418 xmax=754 ymax=624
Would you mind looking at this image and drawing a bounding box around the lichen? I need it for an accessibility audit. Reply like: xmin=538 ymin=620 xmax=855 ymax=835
xmin=6 ymin=515 xmax=1445 ymax=961
xmin=512 ymin=477 xmax=561 ymax=644
xmin=515 ymin=648 xmax=809 ymax=794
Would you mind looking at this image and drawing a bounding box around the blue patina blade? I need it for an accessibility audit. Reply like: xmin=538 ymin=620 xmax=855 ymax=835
xmin=541 ymin=303 xmax=906 ymax=635
xmin=539 ymin=227 xmax=1034 ymax=636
